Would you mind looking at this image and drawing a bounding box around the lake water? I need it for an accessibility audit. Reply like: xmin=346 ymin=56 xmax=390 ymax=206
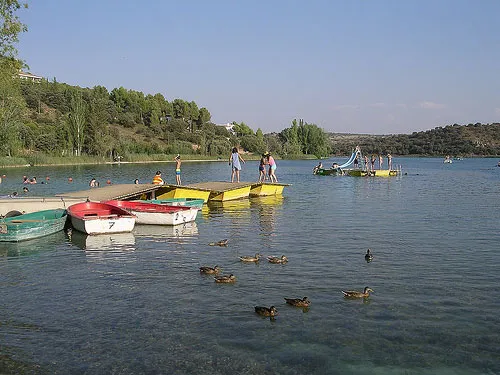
xmin=0 ymin=158 xmax=499 ymax=374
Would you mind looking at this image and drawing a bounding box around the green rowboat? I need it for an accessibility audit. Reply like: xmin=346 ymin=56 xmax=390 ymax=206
xmin=0 ymin=209 xmax=68 ymax=242
xmin=142 ymin=198 xmax=204 ymax=210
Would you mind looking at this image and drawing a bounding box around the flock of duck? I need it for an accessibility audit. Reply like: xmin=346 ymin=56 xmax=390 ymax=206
xmin=199 ymin=242 xmax=375 ymax=319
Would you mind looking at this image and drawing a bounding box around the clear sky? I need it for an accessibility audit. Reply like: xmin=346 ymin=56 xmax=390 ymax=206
xmin=17 ymin=0 xmax=500 ymax=134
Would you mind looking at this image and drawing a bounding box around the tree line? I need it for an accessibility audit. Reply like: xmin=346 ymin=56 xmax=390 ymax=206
xmin=329 ymin=123 xmax=500 ymax=157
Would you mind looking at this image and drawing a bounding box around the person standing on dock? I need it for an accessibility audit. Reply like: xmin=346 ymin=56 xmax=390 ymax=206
xmin=152 ymin=171 xmax=164 ymax=185
xmin=370 ymin=155 xmax=376 ymax=171
xmin=174 ymin=154 xmax=182 ymax=185
xmin=387 ymin=153 xmax=392 ymax=170
xmin=379 ymin=154 xmax=383 ymax=169
xmin=258 ymin=154 xmax=268 ymax=182
xmin=363 ymin=155 xmax=369 ymax=171
xmin=266 ymin=152 xmax=278 ymax=183
xmin=229 ymin=147 xmax=245 ymax=183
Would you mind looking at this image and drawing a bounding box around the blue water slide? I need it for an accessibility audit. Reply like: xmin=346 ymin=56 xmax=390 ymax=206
xmin=337 ymin=151 xmax=357 ymax=169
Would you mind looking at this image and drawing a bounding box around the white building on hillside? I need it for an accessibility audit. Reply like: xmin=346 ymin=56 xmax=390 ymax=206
xmin=18 ymin=71 xmax=43 ymax=82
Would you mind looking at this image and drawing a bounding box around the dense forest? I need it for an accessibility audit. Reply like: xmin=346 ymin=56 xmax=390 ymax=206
xmin=1 ymin=1 xmax=499 ymax=167
xmin=9 ymin=80 xmax=331 ymax=161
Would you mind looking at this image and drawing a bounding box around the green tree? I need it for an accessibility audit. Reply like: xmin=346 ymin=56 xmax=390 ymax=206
xmin=197 ymin=107 xmax=211 ymax=127
xmin=0 ymin=1 xmax=27 ymax=156
xmin=172 ymin=98 xmax=189 ymax=120
xmin=0 ymin=57 xmax=25 ymax=156
xmin=232 ymin=121 xmax=254 ymax=136
xmin=67 ymin=91 xmax=87 ymax=156
xmin=0 ymin=0 xmax=27 ymax=58
xmin=188 ymin=101 xmax=199 ymax=132
xmin=86 ymin=88 xmax=112 ymax=157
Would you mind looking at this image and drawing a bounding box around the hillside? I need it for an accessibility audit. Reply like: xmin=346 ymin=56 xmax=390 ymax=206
xmin=328 ymin=123 xmax=500 ymax=156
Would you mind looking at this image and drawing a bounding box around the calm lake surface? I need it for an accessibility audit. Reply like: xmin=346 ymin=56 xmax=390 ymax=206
xmin=1 ymin=158 xmax=499 ymax=374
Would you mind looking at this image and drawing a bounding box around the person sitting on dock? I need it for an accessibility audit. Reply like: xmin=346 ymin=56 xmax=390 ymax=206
xmin=152 ymin=171 xmax=164 ymax=185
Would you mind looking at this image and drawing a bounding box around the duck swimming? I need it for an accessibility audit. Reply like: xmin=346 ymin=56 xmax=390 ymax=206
xmin=284 ymin=296 xmax=311 ymax=307
xmin=254 ymin=306 xmax=278 ymax=317
xmin=199 ymin=265 xmax=221 ymax=274
xmin=209 ymin=239 xmax=228 ymax=246
xmin=267 ymin=255 xmax=288 ymax=264
xmin=342 ymin=287 xmax=374 ymax=298
xmin=365 ymin=249 xmax=373 ymax=262
xmin=239 ymin=253 xmax=262 ymax=262
xmin=214 ymin=274 xmax=236 ymax=283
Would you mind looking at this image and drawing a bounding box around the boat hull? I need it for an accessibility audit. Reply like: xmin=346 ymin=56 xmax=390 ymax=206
xmin=104 ymin=200 xmax=199 ymax=226
xmin=0 ymin=209 xmax=68 ymax=242
xmin=68 ymin=202 xmax=136 ymax=235
xmin=130 ymin=207 xmax=198 ymax=225
xmin=313 ymin=168 xmax=339 ymax=176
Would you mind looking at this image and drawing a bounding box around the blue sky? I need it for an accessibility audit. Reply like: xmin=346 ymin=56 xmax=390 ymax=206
xmin=17 ymin=0 xmax=500 ymax=134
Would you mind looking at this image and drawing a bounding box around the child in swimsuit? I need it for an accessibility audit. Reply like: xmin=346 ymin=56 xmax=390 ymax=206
xmin=174 ymin=155 xmax=182 ymax=185
xmin=258 ymin=155 xmax=267 ymax=182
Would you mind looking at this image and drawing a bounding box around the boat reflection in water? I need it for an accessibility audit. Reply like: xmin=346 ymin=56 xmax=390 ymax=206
xmin=0 ymin=231 xmax=68 ymax=257
xmin=133 ymin=222 xmax=198 ymax=241
xmin=204 ymin=199 xmax=251 ymax=217
xmin=70 ymin=229 xmax=136 ymax=252
xmin=250 ymin=195 xmax=284 ymax=238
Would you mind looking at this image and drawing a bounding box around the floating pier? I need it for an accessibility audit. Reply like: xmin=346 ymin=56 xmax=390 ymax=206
xmin=1 ymin=182 xmax=290 ymax=216
xmin=156 ymin=182 xmax=290 ymax=202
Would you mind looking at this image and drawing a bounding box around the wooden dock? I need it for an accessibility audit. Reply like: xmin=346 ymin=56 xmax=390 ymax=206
xmin=60 ymin=184 xmax=161 ymax=201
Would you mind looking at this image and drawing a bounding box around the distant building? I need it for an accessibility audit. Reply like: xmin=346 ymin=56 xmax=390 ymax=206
xmin=221 ymin=123 xmax=235 ymax=134
xmin=18 ymin=71 xmax=43 ymax=83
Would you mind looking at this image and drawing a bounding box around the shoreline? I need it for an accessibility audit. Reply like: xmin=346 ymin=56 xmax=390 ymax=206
xmin=1 ymin=154 xmax=314 ymax=169
xmin=0 ymin=159 xmax=229 ymax=169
